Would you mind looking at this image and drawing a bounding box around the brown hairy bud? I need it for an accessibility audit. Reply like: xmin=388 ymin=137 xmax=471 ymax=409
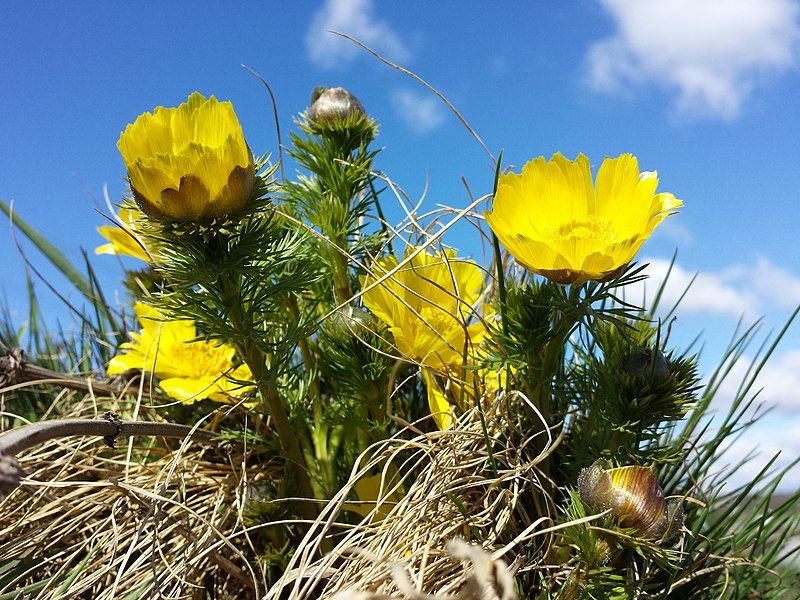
xmin=307 ymin=87 xmax=366 ymax=123
xmin=578 ymin=460 xmax=683 ymax=540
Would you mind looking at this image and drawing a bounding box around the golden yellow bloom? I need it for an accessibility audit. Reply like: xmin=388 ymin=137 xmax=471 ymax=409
xmin=485 ymin=153 xmax=682 ymax=284
xmin=117 ymin=92 xmax=255 ymax=222
xmin=95 ymin=207 xmax=150 ymax=261
xmin=107 ymin=302 xmax=254 ymax=404
xmin=361 ymin=248 xmax=485 ymax=369
xmin=345 ymin=470 xmax=403 ymax=520
xmin=423 ymin=364 xmax=505 ymax=430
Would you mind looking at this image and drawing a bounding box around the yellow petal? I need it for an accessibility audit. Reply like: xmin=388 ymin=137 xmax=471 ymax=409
xmin=423 ymin=369 xmax=456 ymax=430
xmin=486 ymin=153 xmax=681 ymax=284
xmin=362 ymin=247 xmax=484 ymax=368
xmin=107 ymin=350 xmax=154 ymax=375
xmin=117 ymin=111 xmax=172 ymax=167
xmin=117 ymin=92 xmax=253 ymax=222
xmin=190 ymin=139 xmax=242 ymax=203
xmin=212 ymin=365 xmax=256 ymax=402
xmin=134 ymin=302 xmax=196 ymax=349
xmin=345 ymin=470 xmax=403 ymax=520
xmin=95 ymin=224 xmax=149 ymax=261
xmin=159 ymin=375 xmax=221 ymax=404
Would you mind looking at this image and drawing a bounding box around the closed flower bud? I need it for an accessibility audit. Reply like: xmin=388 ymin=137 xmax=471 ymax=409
xmin=578 ymin=460 xmax=681 ymax=540
xmin=623 ymin=346 xmax=670 ymax=381
xmin=117 ymin=92 xmax=255 ymax=223
xmin=329 ymin=306 xmax=376 ymax=334
xmin=307 ymin=86 xmax=366 ymax=124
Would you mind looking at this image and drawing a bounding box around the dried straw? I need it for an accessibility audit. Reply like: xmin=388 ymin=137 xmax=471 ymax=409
xmin=1 ymin=388 xmax=567 ymax=599
xmin=270 ymin=391 xmax=558 ymax=599
xmin=0 ymin=393 xmax=265 ymax=599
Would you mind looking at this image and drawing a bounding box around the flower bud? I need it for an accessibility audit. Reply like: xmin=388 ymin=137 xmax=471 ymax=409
xmin=623 ymin=346 xmax=670 ymax=382
xmin=329 ymin=306 xmax=376 ymax=334
xmin=307 ymin=87 xmax=366 ymax=124
xmin=578 ymin=460 xmax=681 ymax=540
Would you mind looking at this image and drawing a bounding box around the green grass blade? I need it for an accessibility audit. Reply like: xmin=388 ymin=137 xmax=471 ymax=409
xmin=0 ymin=197 xmax=93 ymax=299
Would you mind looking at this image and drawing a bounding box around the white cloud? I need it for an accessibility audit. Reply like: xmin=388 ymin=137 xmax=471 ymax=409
xmin=624 ymin=256 xmax=800 ymax=318
xmin=626 ymin=258 xmax=759 ymax=316
xmin=306 ymin=0 xmax=411 ymax=69
xmin=587 ymin=0 xmax=800 ymax=118
xmin=391 ymin=88 xmax=446 ymax=134
xmin=716 ymin=349 xmax=800 ymax=413
xmin=717 ymin=417 xmax=800 ymax=489
xmin=728 ymin=257 xmax=800 ymax=308
xmin=652 ymin=218 xmax=694 ymax=246
xmin=696 ymin=354 xmax=800 ymax=489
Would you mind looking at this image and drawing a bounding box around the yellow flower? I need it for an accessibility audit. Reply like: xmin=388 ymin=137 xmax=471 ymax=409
xmin=345 ymin=470 xmax=403 ymax=520
xmin=485 ymin=153 xmax=682 ymax=284
xmin=95 ymin=207 xmax=150 ymax=261
xmin=423 ymin=364 xmax=505 ymax=430
xmin=117 ymin=92 xmax=255 ymax=222
xmin=361 ymin=248 xmax=485 ymax=369
xmin=107 ymin=302 xmax=254 ymax=404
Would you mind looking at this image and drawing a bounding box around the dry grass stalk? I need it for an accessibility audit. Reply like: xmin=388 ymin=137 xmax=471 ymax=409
xmin=330 ymin=539 xmax=517 ymax=600
xmin=0 ymin=392 xmax=266 ymax=599
xmin=1 ymin=387 xmax=569 ymax=599
xmin=271 ymin=391 xmax=556 ymax=599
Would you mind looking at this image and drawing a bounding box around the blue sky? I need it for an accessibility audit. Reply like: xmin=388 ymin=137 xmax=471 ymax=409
xmin=2 ymin=0 xmax=800 ymax=488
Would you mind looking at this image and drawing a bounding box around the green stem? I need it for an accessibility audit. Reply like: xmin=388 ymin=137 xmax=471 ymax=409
xmin=354 ymin=401 xmax=371 ymax=453
xmin=330 ymin=235 xmax=352 ymax=306
xmin=529 ymin=338 xmax=563 ymax=426
xmin=240 ymin=344 xmax=315 ymax=512
xmin=287 ymin=294 xmax=319 ymax=400
xmin=217 ymin=274 xmax=316 ymax=517
xmin=364 ymin=386 xmax=386 ymax=431
xmin=525 ymin=284 xmax=580 ymax=489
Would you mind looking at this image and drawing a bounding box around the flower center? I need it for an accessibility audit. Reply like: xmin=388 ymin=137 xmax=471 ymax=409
xmin=547 ymin=216 xmax=617 ymax=244
xmin=171 ymin=341 xmax=232 ymax=378
xmin=416 ymin=306 xmax=462 ymax=332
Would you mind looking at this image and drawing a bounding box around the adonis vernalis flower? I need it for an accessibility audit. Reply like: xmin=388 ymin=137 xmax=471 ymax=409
xmin=361 ymin=248 xmax=485 ymax=369
xmin=117 ymin=92 xmax=255 ymax=222
xmin=95 ymin=207 xmax=149 ymax=261
xmin=107 ymin=302 xmax=254 ymax=404
xmin=485 ymin=153 xmax=682 ymax=284
xmin=423 ymin=365 xmax=504 ymax=430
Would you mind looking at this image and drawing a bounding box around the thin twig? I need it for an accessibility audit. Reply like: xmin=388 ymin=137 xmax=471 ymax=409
xmin=0 ymin=415 xmax=214 ymax=498
xmin=0 ymin=347 xmax=162 ymax=399
xmin=329 ymin=31 xmax=494 ymax=162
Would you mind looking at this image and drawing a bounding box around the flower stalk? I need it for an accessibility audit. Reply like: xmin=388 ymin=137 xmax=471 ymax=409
xmin=215 ymin=270 xmax=317 ymax=511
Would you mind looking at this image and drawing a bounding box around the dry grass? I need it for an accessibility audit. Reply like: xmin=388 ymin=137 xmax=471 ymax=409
xmin=270 ymin=392 xmax=559 ymax=599
xmin=0 ymin=392 xmax=266 ymax=599
xmin=1 ymin=386 xmax=563 ymax=599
